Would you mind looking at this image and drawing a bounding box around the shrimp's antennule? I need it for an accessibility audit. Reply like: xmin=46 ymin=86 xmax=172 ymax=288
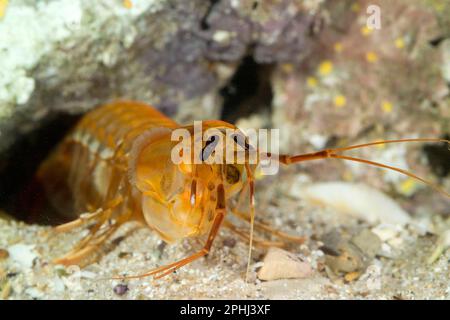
xmin=277 ymin=138 xmax=450 ymax=198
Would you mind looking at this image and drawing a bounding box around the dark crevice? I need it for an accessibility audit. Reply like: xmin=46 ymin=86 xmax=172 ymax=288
xmin=200 ymin=0 xmax=220 ymax=30
xmin=423 ymin=134 xmax=450 ymax=178
xmin=429 ymin=35 xmax=450 ymax=47
xmin=219 ymin=56 xmax=274 ymax=123
xmin=0 ymin=113 xmax=80 ymax=221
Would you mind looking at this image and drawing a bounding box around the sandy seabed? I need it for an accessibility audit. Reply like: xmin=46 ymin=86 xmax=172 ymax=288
xmin=0 ymin=176 xmax=449 ymax=300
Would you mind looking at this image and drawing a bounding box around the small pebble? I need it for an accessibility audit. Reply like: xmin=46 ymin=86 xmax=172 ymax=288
xmin=428 ymin=229 xmax=450 ymax=264
xmin=0 ymin=249 xmax=9 ymax=261
xmin=371 ymin=224 xmax=400 ymax=242
xmin=351 ymin=229 xmax=381 ymax=259
xmin=325 ymin=247 xmax=365 ymax=274
xmin=1 ymin=281 xmax=11 ymax=300
xmin=223 ymin=238 xmax=236 ymax=248
xmin=257 ymin=247 xmax=312 ymax=281
xmin=7 ymin=244 xmax=38 ymax=269
xmin=344 ymin=271 xmax=361 ymax=282
xmin=118 ymin=252 xmax=131 ymax=259
xmin=321 ymin=230 xmax=377 ymax=276
xmin=212 ymin=30 xmax=232 ymax=43
xmin=113 ymin=284 xmax=129 ymax=296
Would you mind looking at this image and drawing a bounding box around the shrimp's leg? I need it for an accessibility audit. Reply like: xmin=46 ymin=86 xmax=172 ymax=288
xmin=54 ymin=196 xmax=123 ymax=233
xmin=232 ymin=183 xmax=305 ymax=244
xmin=53 ymin=198 xmax=127 ymax=266
xmin=231 ymin=209 xmax=305 ymax=244
xmin=223 ymin=220 xmax=285 ymax=248
xmin=53 ymin=209 xmax=133 ymax=266
xmin=53 ymin=223 xmax=119 ymax=266
xmin=54 ymin=209 xmax=106 ymax=233
xmin=115 ymin=184 xmax=227 ymax=280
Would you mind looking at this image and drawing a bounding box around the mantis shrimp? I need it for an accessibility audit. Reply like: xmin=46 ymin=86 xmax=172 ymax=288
xmin=36 ymin=100 xmax=450 ymax=279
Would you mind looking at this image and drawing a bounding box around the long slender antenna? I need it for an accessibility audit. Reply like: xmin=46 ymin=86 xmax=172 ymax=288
xmin=329 ymin=138 xmax=449 ymax=153
xmin=277 ymin=138 xmax=450 ymax=198
xmin=244 ymin=163 xmax=256 ymax=282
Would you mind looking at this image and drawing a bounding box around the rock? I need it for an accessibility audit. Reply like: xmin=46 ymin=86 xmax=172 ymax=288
xmin=299 ymin=182 xmax=412 ymax=226
xmin=113 ymin=283 xmax=129 ymax=296
xmin=344 ymin=271 xmax=360 ymax=282
xmin=351 ymin=229 xmax=381 ymax=259
xmin=0 ymin=0 xmax=323 ymax=155
xmin=323 ymin=243 xmax=366 ymax=275
xmin=371 ymin=224 xmax=402 ymax=242
xmin=222 ymin=238 xmax=237 ymax=248
xmin=321 ymin=229 xmax=381 ymax=278
xmin=257 ymin=247 xmax=312 ymax=281
xmin=370 ymin=223 xmax=407 ymax=253
xmin=1 ymin=281 xmax=11 ymax=300
xmin=7 ymin=244 xmax=38 ymax=269
xmin=428 ymin=229 xmax=450 ymax=264
xmin=0 ymin=248 xmax=9 ymax=261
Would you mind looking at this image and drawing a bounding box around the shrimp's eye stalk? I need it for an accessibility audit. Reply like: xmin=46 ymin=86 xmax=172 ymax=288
xmin=201 ymin=135 xmax=219 ymax=161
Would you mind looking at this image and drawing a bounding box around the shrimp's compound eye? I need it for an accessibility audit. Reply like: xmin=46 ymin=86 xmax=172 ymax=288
xmin=225 ymin=165 xmax=240 ymax=184
xmin=232 ymin=133 xmax=253 ymax=151
xmin=201 ymin=135 xmax=219 ymax=161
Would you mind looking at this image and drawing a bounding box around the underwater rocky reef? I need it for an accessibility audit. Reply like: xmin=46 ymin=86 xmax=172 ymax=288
xmin=0 ymin=0 xmax=449 ymax=300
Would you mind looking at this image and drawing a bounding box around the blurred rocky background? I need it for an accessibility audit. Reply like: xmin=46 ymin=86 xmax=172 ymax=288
xmin=0 ymin=0 xmax=449 ymax=216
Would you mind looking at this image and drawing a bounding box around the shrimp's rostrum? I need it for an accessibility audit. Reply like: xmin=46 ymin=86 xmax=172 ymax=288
xmin=37 ymin=100 xmax=450 ymax=279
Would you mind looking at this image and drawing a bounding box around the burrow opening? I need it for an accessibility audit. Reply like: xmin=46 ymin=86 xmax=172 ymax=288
xmin=0 ymin=114 xmax=80 ymax=222
xmin=219 ymin=55 xmax=274 ymax=123
xmin=0 ymin=55 xmax=275 ymax=223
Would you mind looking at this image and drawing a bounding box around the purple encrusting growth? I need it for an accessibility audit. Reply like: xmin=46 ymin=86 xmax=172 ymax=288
xmin=136 ymin=0 xmax=321 ymax=114
xmin=0 ymin=0 xmax=323 ymax=155
xmin=203 ymin=0 xmax=318 ymax=64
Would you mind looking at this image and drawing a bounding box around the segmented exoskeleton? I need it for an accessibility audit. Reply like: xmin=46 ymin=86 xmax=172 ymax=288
xmin=37 ymin=100 xmax=449 ymax=279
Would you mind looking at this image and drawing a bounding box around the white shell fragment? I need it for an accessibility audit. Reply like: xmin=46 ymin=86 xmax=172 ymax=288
xmin=299 ymin=182 xmax=411 ymax=226
xmin=7 ymin=244 xmax=38 ymax=269
xmin=257 ymin=247 xmax=312 ymax=281
xmin=428 ymin=229 xmax=450 ymax=264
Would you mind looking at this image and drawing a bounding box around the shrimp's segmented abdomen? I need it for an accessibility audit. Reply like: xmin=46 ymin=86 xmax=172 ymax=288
xmin=37 ymin=101 xmax=178 ymax=219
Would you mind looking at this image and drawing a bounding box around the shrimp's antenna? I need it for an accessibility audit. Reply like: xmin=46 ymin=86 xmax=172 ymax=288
xmin=277 ymin=138 xmax=450 ymax=198
xmin=244 ymin=163 xmax=256 ymax=282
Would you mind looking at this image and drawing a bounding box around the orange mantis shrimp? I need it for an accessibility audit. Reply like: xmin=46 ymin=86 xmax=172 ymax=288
xmin=36 ymin=100 xmax=450 ymax=280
